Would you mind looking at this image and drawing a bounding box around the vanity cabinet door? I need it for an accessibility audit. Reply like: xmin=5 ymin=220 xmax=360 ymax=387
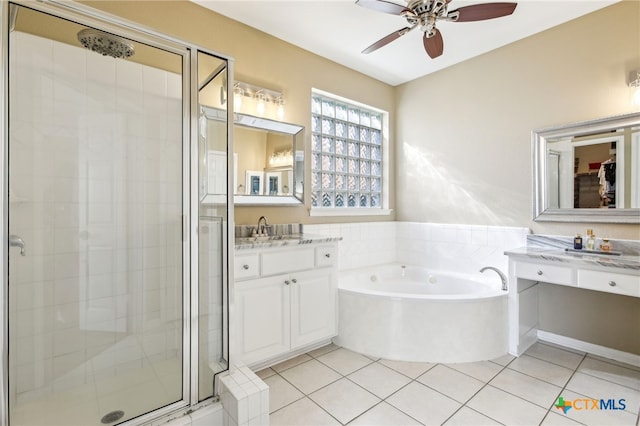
xmin=290 ymin=269 xmax=337 ymax=350
xmin=235 ymin=276 xmax=290 ymax=366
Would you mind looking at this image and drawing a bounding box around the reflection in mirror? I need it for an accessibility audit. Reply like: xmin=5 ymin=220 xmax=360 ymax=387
xmin=196 ymin=51 xmax=229 ymax=400
xmin=533 ymin=112 xmax=640 ymax=223
xmin=201 ymin=106 xmax=304 ymax=205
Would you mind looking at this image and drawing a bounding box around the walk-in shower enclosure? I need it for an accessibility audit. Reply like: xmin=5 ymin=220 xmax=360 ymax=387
xmin=0 ymin=1 xmax=233 ymax=424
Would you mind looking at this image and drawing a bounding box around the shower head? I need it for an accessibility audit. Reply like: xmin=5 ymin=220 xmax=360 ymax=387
xmin=77 ymin=29 xmax=135 ymax=59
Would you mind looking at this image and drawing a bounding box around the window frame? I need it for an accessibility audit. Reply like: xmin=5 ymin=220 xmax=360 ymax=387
xmin=309 ymin=88 xmax=391 ymax=216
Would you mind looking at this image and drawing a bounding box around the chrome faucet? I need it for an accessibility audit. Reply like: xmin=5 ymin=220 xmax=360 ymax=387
xmin=9 ymin=234 xmax=26 ymax=256
xmin=480 ymin=266 xmax=508 ymax=291
xmin=256 ymin=216 xmax=269 ymax=236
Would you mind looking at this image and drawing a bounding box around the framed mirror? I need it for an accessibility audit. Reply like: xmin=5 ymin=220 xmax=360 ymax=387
xmin=201 ymin=106 xmax=304 ymax=205
xmin=533 ymin=112 xmax=640 ymax=223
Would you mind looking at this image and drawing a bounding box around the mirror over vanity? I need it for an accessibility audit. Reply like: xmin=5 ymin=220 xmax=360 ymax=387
xmin=533 ymin=112 xmax=640 ymax=223
xmin=200 ymin=106 xmax=304 ymax=206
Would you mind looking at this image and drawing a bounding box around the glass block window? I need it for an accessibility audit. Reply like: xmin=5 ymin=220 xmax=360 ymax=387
xmin=311 ymin=92 xmax=384 ymax=208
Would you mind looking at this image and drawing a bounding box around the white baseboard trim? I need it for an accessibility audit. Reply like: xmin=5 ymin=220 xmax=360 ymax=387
xmin=537 ymin=330 xmax=640 ymax=368
xmin=246 ymin=338 xmax=334 ymax=371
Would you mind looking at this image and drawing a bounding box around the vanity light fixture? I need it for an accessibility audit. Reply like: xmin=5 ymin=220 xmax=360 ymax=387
xmin=629 ymin=70 xmax=640 ymax=107
xmin=256 ymin=91 xmax=266 ymax=115
xmin=233 ymin=84 xmax=244 ymax=111
xmin=269 ymin=149 xmax=293 ymax=168
xmin=233 ymin=80 xmax=284 ymax=118
xmin=276 ymin=96 xmax=285 ymax=120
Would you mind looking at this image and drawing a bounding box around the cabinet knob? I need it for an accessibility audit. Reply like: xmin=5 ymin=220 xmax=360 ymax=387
xmin=284 ymin=280 xmax=290 ymax=285
xmin=292 ymin=278 xmax=297 ymax=284
xmin=243 ymin=264 xmax=250 ymax=270
xmin=537 ymin=270 xmax=543 ymax=276
xmin=325 ymin=253 xmax=331 ymax=258
xmin=609 ymin=281 xmax=617 ymax=287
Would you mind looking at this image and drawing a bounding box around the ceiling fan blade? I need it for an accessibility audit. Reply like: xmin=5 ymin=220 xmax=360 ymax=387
xmin=362 ymin=26 xmax=412 ymax=54
xmin=423 ymin=29 xmax=443 ymax=59
xmin=356 ymin=0 xmax=408 ymax=16
xmin=451 ymin=2 xmax=517 ymax=22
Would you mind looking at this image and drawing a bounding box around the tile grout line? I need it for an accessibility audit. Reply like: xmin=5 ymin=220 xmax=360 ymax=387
xmin=267 ymin=370 xmax=337 ymax=422
xmin=265 ymin=343 xmax=639 ymax=426
xmin=437 ymin=359 xmax=511 ymax=426
xmin=342 ymin=372 xmax=423 ymax=425
xmin=537 ymin=352 xmax=588 ymax=426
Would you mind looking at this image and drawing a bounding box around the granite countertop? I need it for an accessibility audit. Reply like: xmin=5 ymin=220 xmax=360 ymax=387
xmin=235 ymin=233 xmax=342 ymax=250
xmin=505 ymin=247 xmax=640 ymax=271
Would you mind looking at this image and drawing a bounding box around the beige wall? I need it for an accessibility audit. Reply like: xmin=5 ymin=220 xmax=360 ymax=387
xmin=396 ymin=1 xmax=640 ymax=240
xmin=84 ymin=0 xmax=396 ymax=226
xmin=83 ymin=0 xmax=640 ymax=354
xmin=392 ymin=1 xmax=640 ymax=353
xmin=538 ymin=284 xmax=640 ymax=355
xmin=88 ymin=0 xmax=639 ymax=237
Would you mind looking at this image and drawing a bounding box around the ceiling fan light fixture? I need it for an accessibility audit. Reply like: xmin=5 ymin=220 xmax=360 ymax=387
xmin=357 ymin=0 xmax=517 ymax=58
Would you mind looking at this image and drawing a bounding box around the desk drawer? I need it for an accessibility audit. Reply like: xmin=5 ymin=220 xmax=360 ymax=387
xmin=516 ymin=262 xmax=573 ymax=285
xmin=235 ymin=253 xmax=260 ymax=280
xmin=578 ymin=270 xmax=640 ymax=298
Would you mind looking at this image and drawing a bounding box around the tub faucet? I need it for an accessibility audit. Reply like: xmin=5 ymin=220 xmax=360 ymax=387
xmin=9 ymin=234 xmax=25 ymax=256
xmin=256 ymin=216 xmax=269 ymax=236
xmin=480 ymin=266 xmax=508 ymax=291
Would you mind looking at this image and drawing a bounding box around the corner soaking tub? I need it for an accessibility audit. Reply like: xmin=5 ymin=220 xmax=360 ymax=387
xmin=334 ymin=263 xmax=508 ymax=363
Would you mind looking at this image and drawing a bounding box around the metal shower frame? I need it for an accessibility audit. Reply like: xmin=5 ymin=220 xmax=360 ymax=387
xmin=0 ymin=1 xmax=235 ymax=424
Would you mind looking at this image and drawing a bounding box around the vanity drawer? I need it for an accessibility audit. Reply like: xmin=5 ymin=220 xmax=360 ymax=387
xmin=261 ymin=247 xmax=315 ymax=277
xmin=315 ymin=245 xmax=337 ymax=267
xmin=235 ymin=253 xmax=260 ymax=280
xmin=577 ymin=270 xmax=640 ymax=297
xmin=516 ymin=262 xmax=573 ymax=285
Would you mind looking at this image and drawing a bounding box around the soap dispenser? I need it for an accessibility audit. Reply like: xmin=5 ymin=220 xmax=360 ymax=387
xmin=586 ymin=229 xmax=596 ymax=250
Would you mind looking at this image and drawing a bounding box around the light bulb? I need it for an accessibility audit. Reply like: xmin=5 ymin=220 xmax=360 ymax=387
xmin=629 ymin=71 xmax=640 ymax=107
xmin=256 ymin=92 xmax=265 ymax=115
xmin=276 ymin=98 xmax=285 ymax=120
xmin=233 ymin=85 xmax=243 ymax=111
xmin=633 ymin=86 xmax=640 ymax=107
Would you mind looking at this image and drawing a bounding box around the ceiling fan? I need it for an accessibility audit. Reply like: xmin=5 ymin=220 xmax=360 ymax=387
xmin=357 ymin=0 xmax=517 ymax=59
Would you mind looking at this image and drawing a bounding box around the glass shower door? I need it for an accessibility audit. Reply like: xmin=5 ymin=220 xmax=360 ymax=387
xmin=196 ymin=51 xmax=229 ymax=401
xmin=7 ymin=5 xmax=186 ymax=425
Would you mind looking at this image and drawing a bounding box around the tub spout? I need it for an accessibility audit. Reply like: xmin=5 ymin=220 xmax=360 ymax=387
xmin=480 ymin=266 xmax=508 ymax=291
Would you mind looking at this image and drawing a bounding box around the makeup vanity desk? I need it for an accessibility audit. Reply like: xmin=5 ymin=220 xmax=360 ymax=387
xmin=505 ymin=246 xmax=640 ymax=360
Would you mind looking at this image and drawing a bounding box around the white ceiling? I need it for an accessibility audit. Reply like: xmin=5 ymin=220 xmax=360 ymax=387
xmin=193 ymin=0 xmax=618 ymax=86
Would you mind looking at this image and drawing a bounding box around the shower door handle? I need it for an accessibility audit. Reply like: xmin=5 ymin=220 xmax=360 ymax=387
xmin=9 ymin=234 xmax=25 ymax=256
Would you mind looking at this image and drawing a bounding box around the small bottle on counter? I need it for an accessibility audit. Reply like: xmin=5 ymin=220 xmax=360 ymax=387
xmin=600 ymin=238 xmax=612 ymax=252
xmin=586 ymin=229 xmax=596 ymax=250
xmin=573 ymin=234 xmax=583 ymax=249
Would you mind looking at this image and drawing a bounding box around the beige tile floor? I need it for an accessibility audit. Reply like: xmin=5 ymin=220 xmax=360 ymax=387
xmin=257 ymin=342 xmax=640 ymax=426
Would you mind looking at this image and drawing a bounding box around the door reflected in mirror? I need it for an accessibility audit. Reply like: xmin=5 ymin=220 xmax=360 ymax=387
xmin=573 ymin=141 xmax=619 ymax=208
xmin=533 ymin=112 xmax=640 ymax=223
xmin=201 ymin=106 xmax=304 ymax=205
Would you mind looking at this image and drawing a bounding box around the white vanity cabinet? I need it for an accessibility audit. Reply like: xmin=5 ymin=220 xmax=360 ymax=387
xmin=507 ymin=250 xmax=640 ymax=359
xmin=234 ymin=243 xmax=338 ymax=367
